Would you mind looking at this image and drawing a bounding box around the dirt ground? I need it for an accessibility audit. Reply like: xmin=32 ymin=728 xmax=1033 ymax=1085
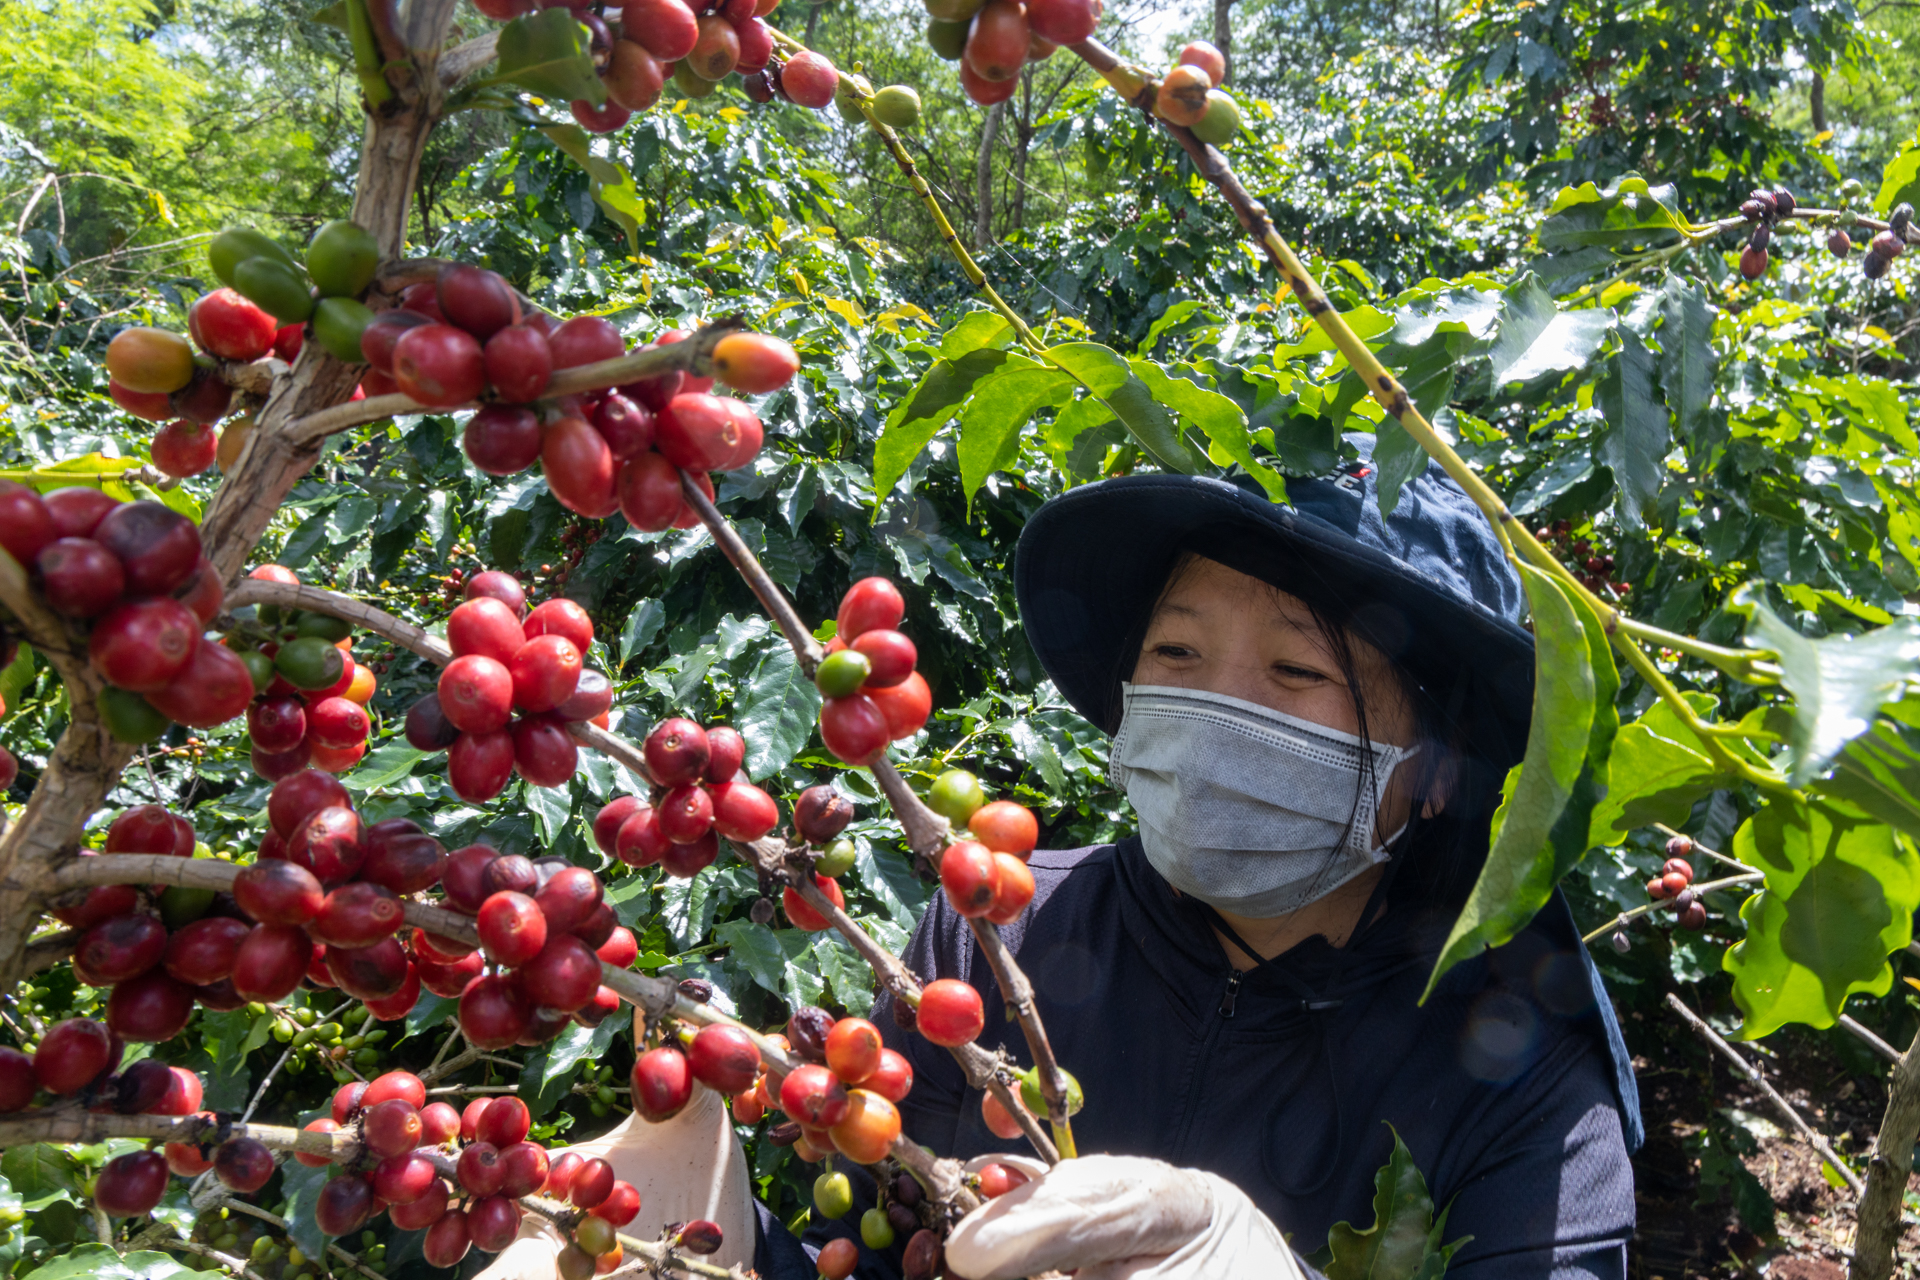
xmin=1627 ymin=1030 xmax=1919 ymax=1279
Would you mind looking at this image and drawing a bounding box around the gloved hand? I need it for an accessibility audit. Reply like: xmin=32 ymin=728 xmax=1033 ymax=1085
xmin=475 ymin=1015 xmax=757 ymax=1279
xmin=944 ymin=1154 xmax=1301 ymax=1280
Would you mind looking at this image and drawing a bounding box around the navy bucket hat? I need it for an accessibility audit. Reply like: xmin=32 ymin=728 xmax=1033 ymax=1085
xmin=1013 ymin=463 xmax=1537 ymax=773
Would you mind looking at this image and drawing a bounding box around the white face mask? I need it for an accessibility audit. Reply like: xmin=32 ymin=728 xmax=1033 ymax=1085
xmin=1109 ymin=683 xmax=1419 ymax=918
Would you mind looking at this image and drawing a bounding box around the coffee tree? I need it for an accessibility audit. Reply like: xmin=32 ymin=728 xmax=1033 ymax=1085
xmin=0 ymin=1 xmax=1916 ymax=1278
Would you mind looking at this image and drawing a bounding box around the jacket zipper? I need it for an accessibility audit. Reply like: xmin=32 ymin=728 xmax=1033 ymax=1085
xmin=1167 ymin=971 xmax=1237 ymax=1160
xmin=1219 ymin=969 xmax=1242 ymax=1018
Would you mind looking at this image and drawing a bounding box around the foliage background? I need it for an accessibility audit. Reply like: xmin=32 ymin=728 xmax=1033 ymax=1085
xmin=0 ymin=0 xmax=1916 ymax=1273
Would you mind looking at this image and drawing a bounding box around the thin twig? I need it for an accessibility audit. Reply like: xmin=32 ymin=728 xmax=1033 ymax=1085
xmin=159 ymin=1238 xmax=273 ymax=1280
xmin=679 ymin=471 xmax=823 ymax=672
xmin=1838 ymin=1015 xmax=1902 ymax=1065
xmin=1665 ymin=993 xmax=1864 ymax=1196
xmin=1581 ymin=873 xmax=1764 ymax=945
xmin=1653 ymin=823 xmax=1760 ymax=875
xmin=965 ymin=917 xmax=1076 ymax=1158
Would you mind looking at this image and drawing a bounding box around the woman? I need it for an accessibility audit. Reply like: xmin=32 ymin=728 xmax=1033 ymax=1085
xmin=492 ymin=465 xmax=1640 ymax=1279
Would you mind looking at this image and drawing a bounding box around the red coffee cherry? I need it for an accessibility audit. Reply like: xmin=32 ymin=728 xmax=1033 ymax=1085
xmin=916 ymin=978 xmax=986 ymax=1047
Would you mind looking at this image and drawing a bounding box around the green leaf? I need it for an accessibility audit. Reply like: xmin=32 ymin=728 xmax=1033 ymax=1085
xmin=1734 ymin=589 xmax=1920 ymax=785
xmin=1656 ymin=275 xmax=1715 ymax=445
xmin=1426 ymin=567 xmax=1597 ymax=997
xmin=1537 ymin=175 xmax=1689 ymax=253
xmin=870 ymin=348 xmax=1013 ymax=501
xmin=1595 ymin=328 xmax=1670 ymax=532
xmin=955 ymin=366 xmax=1076 ymax=508
xmin=1368 ymin=333 xmax=1458 ymax=517
xmin=1875 ymin=139 xmax=1920 ymax=214
xmin=0 ymin=1146 xmax=80 ymax=1212
xmin=488 ymin=10 xmax=602 ymax=105
xmin=736 ymin=643 xmax=820 ymax=778
xmin=938 ymin=310 xmax=1014 ymax=358
xmin=1815 ymin=715 xmax=1920 ymax=839
xmin=1319 ymin=1127 xmax=1471 ymax=1280
xmin=539 ymin=124 xmax=643 ymax=253
xmin=341 ymin=741 xmax=425 ymax=793
xmin=523 ymin=779 xmax=572 ymax=845
xmin=619 ymin=598 xmax=665 ymax=667
xmin=1131 ymin=360 xmax=1284 ymax=500
xmin=541 ymin=1017 xmax=618 ymax=1092
xmin=1487 ymin=276 xmax=1615 ymax=398
xmin=1104 ymin=373 xmax=1202 ymax=474
xmin=22 ymin=1246 xmax=190 ymax=1280
xmin=1583 ymin=708 xmax=1729 ymax=847
xmin=1722 ymin=796 xmax=1920 ymax=1036
xmin=1043 ymin=341 xmax=1132 ymax=397
xmin=714 ymin=918 xmax=785 ymax=996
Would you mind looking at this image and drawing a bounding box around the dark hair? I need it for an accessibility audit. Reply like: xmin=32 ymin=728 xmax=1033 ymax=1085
xmin=1113 ymin=538 xmax=1499 ymax=914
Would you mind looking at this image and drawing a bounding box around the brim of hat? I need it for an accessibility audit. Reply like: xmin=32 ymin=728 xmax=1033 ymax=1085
xmin=1013 ymin=475 xmax=1536 ymax=767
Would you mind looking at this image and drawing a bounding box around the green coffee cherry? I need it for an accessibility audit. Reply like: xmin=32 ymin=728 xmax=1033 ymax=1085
xmin=871 ymin=86 xmax=922 ymax=129
xmin=312 ymin=297 xmax=374 ymax=363
xmin=1017 ymin=1065 xmax=1085 ymax=1118
xmin=306 ymin=220 xmax=380 ymax=298
xmin=210 ymin=228 xmax=299 ymax=289
xmin=816 ymin=838 xmax=858 ymax=879
xmin=815 ymin=649 xmax=871 ymax=698
xmin=926 ymin=18 xmax=968 ymax=59
xmin=1190 ymin=90 xmax=1242 ymax=147
xmin=813 ymin=1170 xmax=854 ymax=1218
xmin=926 ymin=769 xmax=985 ymax=823
xmin=98 ymin=687 xmax=171 ymax=744
xmin=233 ymin=256 xmax=314 ymax=325
xmin=860 ymin=1207 xmax=895 ymax=1250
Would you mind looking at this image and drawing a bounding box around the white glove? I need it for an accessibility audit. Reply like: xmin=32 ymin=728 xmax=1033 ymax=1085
xmin=475 ymin=1015 xmax=756 ymax=1278
xmin=944 ymin=1154 xmax=1302 ymax=1280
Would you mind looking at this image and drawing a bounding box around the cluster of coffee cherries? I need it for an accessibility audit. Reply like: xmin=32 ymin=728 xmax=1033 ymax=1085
xmin=556 ymin=0 xmax=797 ymax=120
xmin=0 ymin=1016 xmax=202 ymax=1119
xmin=926 ymin=769 xmax=1040 ymax=926
xmin=1149 ymin=41 xmax=1241 ymax=146
xmin=442 ymin=842 xmax=636 ymax=1049
xmin=816 ymin=577 xmax=933 ymax=765
xmin=402 ymin=570 xmax=612 ymax=802
xmin=45 ymin=800 xmax=328 ymax=1039
xmin=1645 ymin=834 xmax=1706 ymax=930
xmin=0 ymin=487 xmax=244 ymax=742
xmin=3 ymin=1024 xmax=209 ymax=1218
xmin=1853 ymin=202 xmax=1912 ymax=281
xmin=1739 ymin=186 xmax=1913 ymax=282
xmin=919 ymin=0 xmax=1094 ymax=106
xmin=814 ymin=1164 xmax=949 ymax=1279
xmin=1534 ymin=519 xmax=1625 ymax=599
xmin=304 ymin=1079 xmax=629 ymax=1265
xmin=362 ymin=262 xmax=795 ymax=529
xmin=236 ymin=565 xmax=376 ymax=779
xmin=591 ymin=717 xmax=780 ymax=879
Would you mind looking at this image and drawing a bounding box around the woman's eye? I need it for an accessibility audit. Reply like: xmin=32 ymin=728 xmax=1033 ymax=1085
xmin=1151 ymin=643 xmax=1194 ymax=659
xmin=1274 ymin=664 xmax=1325 ymax=681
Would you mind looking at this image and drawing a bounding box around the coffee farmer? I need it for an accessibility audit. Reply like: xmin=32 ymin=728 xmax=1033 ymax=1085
xmin=484 ymin=466 xmax=1640 ymax=1278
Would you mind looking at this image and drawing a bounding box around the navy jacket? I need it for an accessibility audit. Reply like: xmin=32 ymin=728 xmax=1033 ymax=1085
xmin=761 ymin=838 xmax=1639 ymax=1279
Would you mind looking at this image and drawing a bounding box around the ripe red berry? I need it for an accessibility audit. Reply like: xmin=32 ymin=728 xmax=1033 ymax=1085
xmin=460 ymin=973 xmax=533 ymax=1049
xmin=96 ymin=1150 xmax=171 ymax=1217
xmin=543 ymin=416 xmax=620 ymax=518
xmin=464 ymin=404 xmax=543 ymax=475
xmin=782 ymin=874 xmax=846 ymax=931
xmin=632 ymin=1046 xmax=694 ymax=1121
xmin=819 ymin=694 xmax=890 ymax=764
xmin=940 ymin=840 xmax=1001 ymax=918
xmin=688 ymin=1024 xmax=762 ymax=1095
xmin=89 ymin=597 xmax=199 ymax=691
xmin=645 ymin=717 xmax=711 ymax=784
xmin=548 ymin=316 xmax=626 ymax=369
xmin=484 ymin=324 xmax=553 ymax=403
xmin=392 ymin=324 xmax=486 ymax=408
xmin=917 ymin=978 xmax=986 ymax=1046
xmin=34 ymin=1018 xmax=115 ymax=1095
xmin=866 ymin=670 xmax=932 ymax=740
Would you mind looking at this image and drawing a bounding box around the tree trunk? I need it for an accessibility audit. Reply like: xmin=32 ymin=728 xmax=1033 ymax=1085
xmin=1850 ymin=1024 xmax=1920 ymax=1280
xmin=975 ymin=101 xmax=1004 ymax=250
xmin=1811 ymin=73 xmax=1828 ymax=134
xmin=1213 ymin=0 xmax=1236 ymax=85
xmin=0 ymin=0 xmax=461 ymax=994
